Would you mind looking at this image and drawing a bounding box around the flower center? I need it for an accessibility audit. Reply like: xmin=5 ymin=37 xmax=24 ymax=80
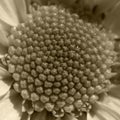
xmin=7 ymin=6 xmax=113 ymax=117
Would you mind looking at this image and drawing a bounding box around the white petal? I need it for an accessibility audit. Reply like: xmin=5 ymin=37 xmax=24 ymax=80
xmin=0 ymin=29 xmax=9 ymax=47
xmin=13 ymin=0 xmax=27 ymax=23
xmin=0 ymin=0 xmax=19 ymax=26
xmin=0 ymin=20 xmax=11 ymax=35
xmin=0 ymin=90 xmax=23 ymax=120
xmin=0 ymin=0 xmax=27 ymax=27
xmin=88 ymin=94 xmax=120 ymax=120
xmin=0 ymin=67 xmax=13 ymax=97
xmin=0 ymin=54 xmax=4 ymax=59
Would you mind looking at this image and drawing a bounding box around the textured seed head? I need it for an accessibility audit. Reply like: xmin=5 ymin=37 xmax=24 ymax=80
xmin=7 ymin=6 xmax=114 ymax=118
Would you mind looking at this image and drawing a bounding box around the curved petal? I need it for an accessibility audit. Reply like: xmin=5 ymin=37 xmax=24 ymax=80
xmin=88 ymin=94 xmax=120 ymax=120
xmin=0 ymin=90 xmax=23 ymax=120
xmin=0 ymin=66 xmax=13 ymax=98
xmin=0 ymin=0 xmax=27 ymax=27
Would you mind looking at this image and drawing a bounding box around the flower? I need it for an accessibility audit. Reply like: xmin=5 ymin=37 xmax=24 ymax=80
xmin=0 ymin=0 xmax=120 ymax=120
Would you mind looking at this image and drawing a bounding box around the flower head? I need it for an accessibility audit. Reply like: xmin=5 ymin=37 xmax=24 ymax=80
xmin=0 ymin=0 xmax=120 ymax=120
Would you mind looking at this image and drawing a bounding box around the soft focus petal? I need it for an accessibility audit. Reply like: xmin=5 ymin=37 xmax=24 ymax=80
xmin=0 ymin=90 xmax=23 ymax=120
xmin=94 ymin=0 xmax=119 ymax=14
xmin=88 ymin=94 xmax=120 ymax=120
xmin=0 ymin=0 xmax=19 ymax=26
xmin=93 ymin=0 xmax=120 ymax=35
xmin=25 ymin=0 xmax=31 ymax=13
xmin=103 ymin=1 xmax=120 ymax=36
xmin=87 ymin=113 xmax=94 ymax=120
xmin=13 ymin=0 xmax=27 ymax=22
xmin=82 ymin=0 xmax=100 ymax=11
xmin=108 ymin=85 xmax=120 ymax=99
xmin=0 ymin=20 xmax=11 ymax=35
xmin=0 ymin=27 xmax=9 ymax=55
xmin=0 ymin=67 xmax=13 ymax=98
xmin=0 ymin=0 xmax=27 ymax=27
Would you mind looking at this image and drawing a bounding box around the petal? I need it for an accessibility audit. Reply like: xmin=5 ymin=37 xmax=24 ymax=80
xmin=0 ymin=0 xmax=19 ymax=26
xmin=93 ymin=0 xmax=120 ymax=36
xmin=87 ymin=113 xmax=94 ymax=120
xmin=108 ymin=85 xmax=120 ymax=99
xmin=25 ymin=0 xmax=31 ymax=13
xmin=0 ymin=20 xmax=11 ymax=35
xmin=82 ymin=0 xmax=100 ymax=11
xmin=94 ymin=0 xmax=119 ymax=14
xmin=13 ymin=0 xmax=27 ymax=23
xmin=0 ymin=66 xmax=13 ymax=98
xmin=88 ymin=94 xmax=120 ymax=120
xmin=0 ymin=28 xmax=9 ymax=47
xmin=0 ymin=90 xmax=23 ymax=120
xmin=103 ymin=1 xmax=120 ymax=36
xmin=0 ymin=0 xmax=27 ymax=27
xmin=0 ymin=27 xmax=9 ymax=55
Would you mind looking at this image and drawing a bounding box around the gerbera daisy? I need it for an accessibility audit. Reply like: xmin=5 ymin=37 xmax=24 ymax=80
xmin=0 ymin=0 xmax=120 ymax=120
